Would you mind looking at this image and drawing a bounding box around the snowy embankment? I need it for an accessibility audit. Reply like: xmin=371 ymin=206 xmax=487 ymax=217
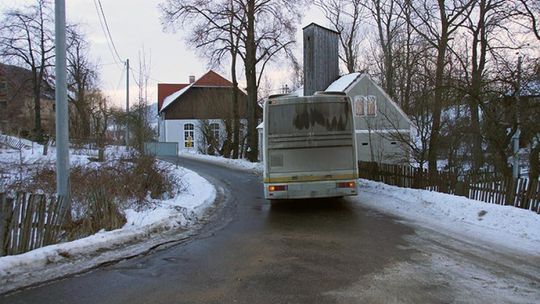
xmin=353 ymin=179 xmax=540 ymax=256
xmin=0 ymin=144 xmax=216 ymax=293
xmin=179 ymin=150 xmax=263 ymax=172
xmin=179 ymin=154 xmax=539 ymax=255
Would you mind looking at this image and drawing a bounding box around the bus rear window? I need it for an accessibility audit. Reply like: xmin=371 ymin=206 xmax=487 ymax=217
xmin=268 ymin=102 xmax=352 ymax=135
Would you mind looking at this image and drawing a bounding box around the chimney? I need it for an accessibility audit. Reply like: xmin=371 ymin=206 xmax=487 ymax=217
xmin=303 ymin=23 xmax=340 ymax=96
xmin=189 ymin=75 xmax=195 ymax=84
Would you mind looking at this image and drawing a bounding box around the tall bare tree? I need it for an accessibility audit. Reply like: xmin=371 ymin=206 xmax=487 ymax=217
xmin=0 ymin=0 xmax=54 ymax=142
xmin=161 ymin=0 xmax=303 ymax=161
xmin=67 ymin=26 xmax=98 ymax=141
xmin=315 ymin=0 xmax=366 ymax=73
xmin=406 ymin=0 xmax=476 ymax=173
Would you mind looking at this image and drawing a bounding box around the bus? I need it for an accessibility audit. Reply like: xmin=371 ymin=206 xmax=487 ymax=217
xmin=263 ymin=92 xmax=358 ymax=200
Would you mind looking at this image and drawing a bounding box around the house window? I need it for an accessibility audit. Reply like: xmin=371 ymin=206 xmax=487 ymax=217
xmin=184 ymin=123 xmax=194 ymax=147
xmin=210 ymin=123 xmax=220 ymax=139
xmin=0 ymin=98 xmax=6 ymax=110
xmin=354 ymin=96 xmax=366 ymax=116
xmin=367 ymin=96 xmax=377 ymax=116
xmin=0 ymin=81 xmax=6 ymax=90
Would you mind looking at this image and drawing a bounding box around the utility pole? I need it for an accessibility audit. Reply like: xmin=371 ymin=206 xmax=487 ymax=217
xmin=54 ymin=0 xmax=70 ymax=203
xmin=512 ymin=55 xmax=522 ymax=179
xmin=125 ymin=58 xmax=130 ymax=147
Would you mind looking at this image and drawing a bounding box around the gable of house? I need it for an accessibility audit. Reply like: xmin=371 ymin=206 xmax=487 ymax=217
xmin=163 ymin=86 xmax=248 ymax=120
xmin=158 ymin=70 xmax=248 ymax=120
xmin=344 ymin=74 xmax=411 ymax=131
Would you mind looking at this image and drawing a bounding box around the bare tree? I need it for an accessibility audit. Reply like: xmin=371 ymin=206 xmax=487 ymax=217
xmin=367 ymin=0 xmax=405 ymax=98
xmin=315 ymin=0 xmax=366 ymax=73
xmin=0 ymin=0 xmax=55 ymax=142
xmin=405 ymin=0 xmax=476 ymax=173
xmin=67 ymin=25 xmax=98 ymax=141
xmin=161 ymin=0 xmax=304 ymax=161
xmin=88 ymin=90 xmax=110 ymax=161
xmin=516 ymin=0 xmax=540 ymax=41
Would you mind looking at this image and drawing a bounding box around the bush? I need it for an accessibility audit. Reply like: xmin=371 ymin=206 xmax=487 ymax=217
xmin=7 ymin=153 xmax=179 ymax=240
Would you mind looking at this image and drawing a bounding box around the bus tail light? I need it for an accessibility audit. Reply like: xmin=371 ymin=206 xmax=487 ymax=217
xmin=337 ymin=181 xmax=356 ymax=188
xmin=269 ymin=185 xmax=287 ymax=192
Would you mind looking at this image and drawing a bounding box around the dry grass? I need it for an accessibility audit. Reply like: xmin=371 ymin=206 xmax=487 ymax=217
xmin=6 ymin=153 xmax=179 ymax=239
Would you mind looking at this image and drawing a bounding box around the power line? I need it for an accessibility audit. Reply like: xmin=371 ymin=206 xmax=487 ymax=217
xmin=93 ymin=0 xmax=123 ymax=64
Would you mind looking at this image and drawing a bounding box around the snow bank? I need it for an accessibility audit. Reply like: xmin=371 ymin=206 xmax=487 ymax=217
xmin=0 ymin=165 xmax=214 ymax=275
xmin=354 ymin=179 xmax=540 ymax=256
xmin=179 ymin=150 xmax=263 ymax=173
xmin=0 ymin=142 xmax=216 ymax=293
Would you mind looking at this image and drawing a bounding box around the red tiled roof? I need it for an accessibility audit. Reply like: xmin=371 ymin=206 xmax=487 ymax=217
xmin=193 ymin=70 xmax=233 ymax=87
xmin=157 ymin=83 xmax=188 ymax=111
xmin=157 ymin=70 xmax=233 ymax=112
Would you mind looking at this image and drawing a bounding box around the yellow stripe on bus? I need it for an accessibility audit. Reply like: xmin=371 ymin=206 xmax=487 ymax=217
xmin=263 ymin=173 xmax=358 ymax=183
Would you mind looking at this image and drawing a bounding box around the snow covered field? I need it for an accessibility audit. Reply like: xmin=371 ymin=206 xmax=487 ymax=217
xmin=0 ymin=142 xmax=216 ymax=293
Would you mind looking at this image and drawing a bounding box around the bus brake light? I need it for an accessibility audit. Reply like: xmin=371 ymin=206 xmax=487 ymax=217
xmin=269 ymin=185 xmax=287 ymax=192
xmin=337 ymin=182 xmax=356 ymax=188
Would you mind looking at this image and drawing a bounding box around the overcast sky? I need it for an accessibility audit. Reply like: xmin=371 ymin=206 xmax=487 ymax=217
xmin=1 ymin=0 xmax=326 ymax=108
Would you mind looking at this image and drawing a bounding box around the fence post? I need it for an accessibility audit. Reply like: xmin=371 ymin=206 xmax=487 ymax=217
xmin=0 ymin=193 xmax=5 ymax=256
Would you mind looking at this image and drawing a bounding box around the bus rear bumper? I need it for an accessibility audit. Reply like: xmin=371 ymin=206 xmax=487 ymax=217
xmin=264 ymin=180 xmax=358 ymax=200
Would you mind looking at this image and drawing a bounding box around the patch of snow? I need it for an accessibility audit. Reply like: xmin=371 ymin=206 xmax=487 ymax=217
xmin=326 ymin=73 xmax=361 ymax=92
xmin=353 ymin=179 xmax=540 ymax=256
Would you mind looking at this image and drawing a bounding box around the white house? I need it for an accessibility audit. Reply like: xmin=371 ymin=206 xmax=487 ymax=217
xmin=157 ymin=70 xmax=248 ymax=154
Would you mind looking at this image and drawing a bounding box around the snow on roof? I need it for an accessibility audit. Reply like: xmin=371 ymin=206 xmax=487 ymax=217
xmin=292 ymin=87 xmax=304 ymax=96
xmin=159 ymin=70 xmax=235 ymax=113
xmin=325 ymin=72 xmax=362 ymax=92
xmin=160 ymin=83 xmax=195 ymax=113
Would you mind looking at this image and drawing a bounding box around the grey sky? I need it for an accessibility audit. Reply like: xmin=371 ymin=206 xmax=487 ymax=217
xmin=2 ymin=0 xmax=326 ymax=107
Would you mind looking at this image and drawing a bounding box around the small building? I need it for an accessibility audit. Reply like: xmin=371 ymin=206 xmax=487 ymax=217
xmin=325 ymin=73 xmax=412 ymax=164
xmin=0 ymin=63 xmax=56 ymax=136
xmin=157 ymin=70 xmax=249 ymax=153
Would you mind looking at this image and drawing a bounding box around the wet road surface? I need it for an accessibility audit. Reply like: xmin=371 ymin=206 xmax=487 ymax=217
xmin=2 ymin=157 xmax=538 ymax=303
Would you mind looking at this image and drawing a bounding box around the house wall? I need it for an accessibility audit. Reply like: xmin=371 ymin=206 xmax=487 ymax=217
xmin=163 ymin=87 xmax=248 ymax=120
xmin=161 ymin=118 xmax=247 ymax=154
xmin=346 ymin=75 xmax=411 ymax=164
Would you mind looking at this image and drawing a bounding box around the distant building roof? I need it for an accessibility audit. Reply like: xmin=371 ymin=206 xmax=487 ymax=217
xmin=302 ymin=22 xmax=339 ymax=34
xmin=159 ymin=70 xmax=235 ymax=113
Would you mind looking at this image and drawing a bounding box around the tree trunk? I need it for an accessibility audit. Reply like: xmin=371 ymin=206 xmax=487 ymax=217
xmin=231 ymin=49 xmax=240 ymax=159
xmin=428 ymin=32 xmax=448 ymax=175
xmin=244 ymin=0 xmax=259 ymax=162
xmin=32 ymin=74 xmax=43 ymax=142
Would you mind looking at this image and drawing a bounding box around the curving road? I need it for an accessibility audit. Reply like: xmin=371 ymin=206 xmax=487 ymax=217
xmin=1 ymin=157 xmax=539 ymax=303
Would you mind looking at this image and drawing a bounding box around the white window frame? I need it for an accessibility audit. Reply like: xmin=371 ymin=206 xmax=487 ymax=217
xmin=354 ymin=96 xmax=366 ymax=116
xmin=210 ymin=122 xmax=220 ymax=139
xmin=184 ymin=123 xmax=194 ymax=147
xmin=366 ymin=95 xmax=377 ymax=116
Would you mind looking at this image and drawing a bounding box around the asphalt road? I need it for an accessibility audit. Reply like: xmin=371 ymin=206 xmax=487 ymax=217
xmin=2 ymin=157 xmax=539 ymax=303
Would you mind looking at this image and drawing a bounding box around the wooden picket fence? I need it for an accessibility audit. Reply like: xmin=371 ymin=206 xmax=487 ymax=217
xmin=358 ymin=161 xmax=540 ymax=213
xmin=0 ymin=192 xmax=67 ymax=256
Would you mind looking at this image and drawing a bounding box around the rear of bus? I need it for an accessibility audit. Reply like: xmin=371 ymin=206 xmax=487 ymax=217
xmin=263 ymin=93 xmax=358 ymax=200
